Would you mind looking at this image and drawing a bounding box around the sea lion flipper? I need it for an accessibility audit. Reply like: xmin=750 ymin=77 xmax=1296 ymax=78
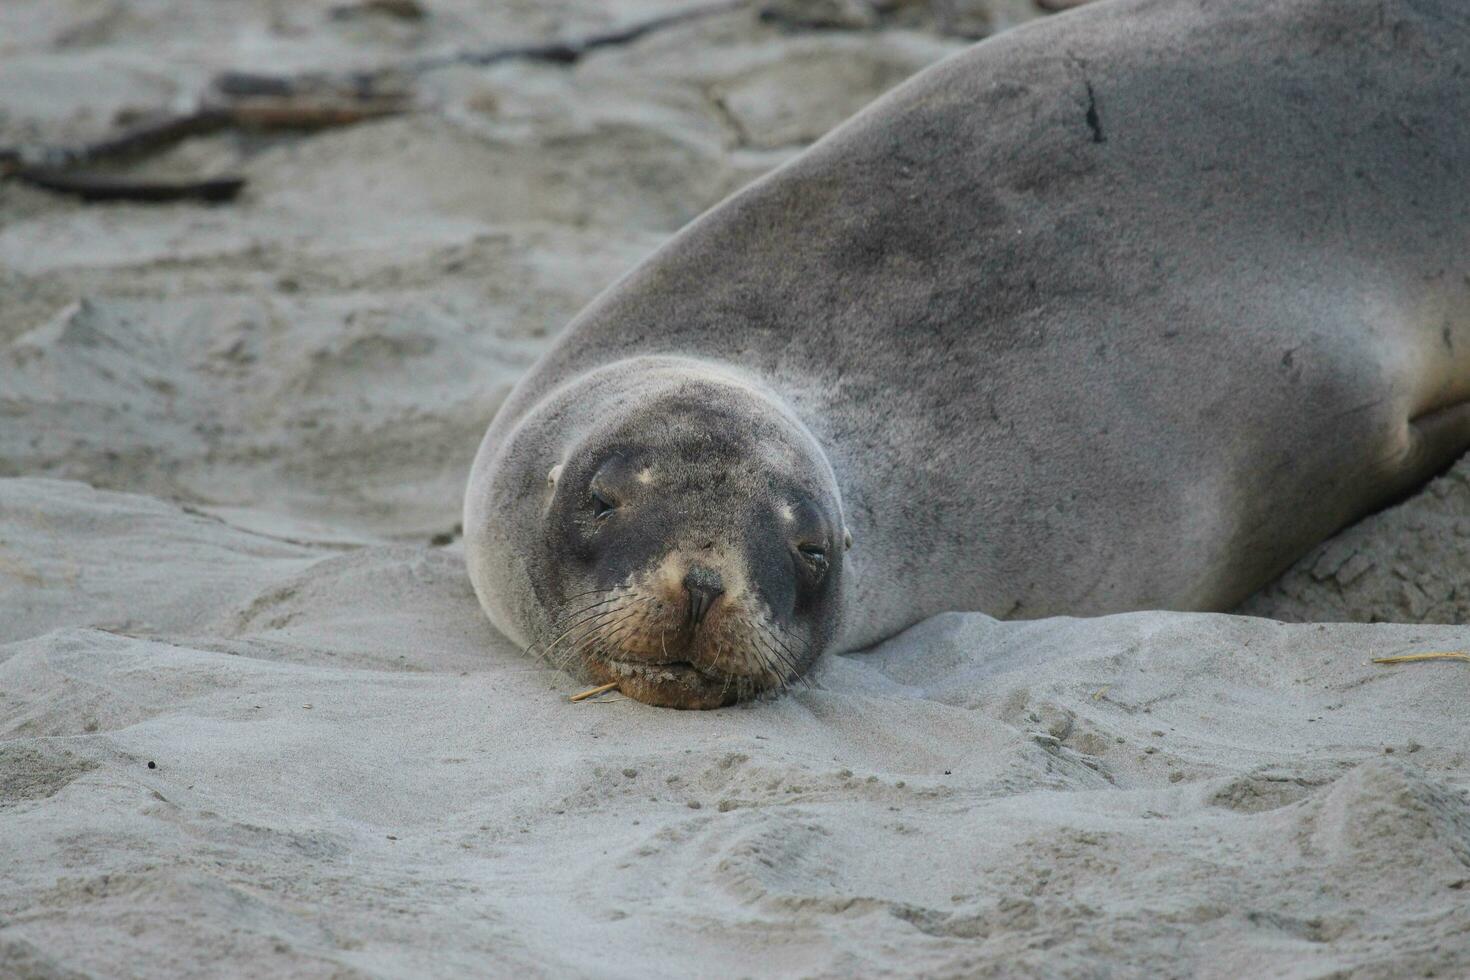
xmin=1394 ymin=400 xmax=1470 ymax=496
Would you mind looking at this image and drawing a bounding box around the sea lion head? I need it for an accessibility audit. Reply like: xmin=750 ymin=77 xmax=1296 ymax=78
xmin=465 ymin=357 xmax=848 ymax=709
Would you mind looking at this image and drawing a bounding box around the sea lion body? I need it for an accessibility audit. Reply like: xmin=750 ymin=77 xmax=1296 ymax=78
xmin=466 ymin=0 xmax=1470 ymax=702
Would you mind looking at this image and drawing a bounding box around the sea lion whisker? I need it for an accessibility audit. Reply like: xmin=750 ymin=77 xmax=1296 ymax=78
xmin=760 ymin=624 xmax=806 ymax=667
xmin=569 ymin=603 xmax=659 ymax=669
xmin=750 ymin=641 xmax=781 ymax=692
xmin=770 ymin=628 xmax=829 ymax=690
xmin=765 ymin=623 xmax=821 ymax=690
xmin=560 ymin=586 xmax=619 ymax=602
xmin=533 ymin=611 xmax=615 ymax=665
xmin=764 ymin=629 xmax=816 ymax=693
xmin=579 ymin=616 xmax=640 ymax=662
xmin=556 ymin=606 xmax=640 ymax=664
xmin=540 ymin=603 xmax=633 ymax=667
xmin=543 ymin=592 xmax=645 ymax=644
xmin=735 ymin=628 xmax=775 ymax=684
xmin=769 ymin=621 xmax=813 ymax=653
xmin=753 ymin=624 xmax=806 ymax=685
xmin=751 ymin=638 xmax=795 ymax=695
xmin=749 ymin=628 xmax=793 ymax=679
xmin=764 ymin=644 xmax=806 ymax=694
xmin=528 ymin=594 xmax=628 ymax=658
xmin=552 ymin=593 xmax=630 ymax=626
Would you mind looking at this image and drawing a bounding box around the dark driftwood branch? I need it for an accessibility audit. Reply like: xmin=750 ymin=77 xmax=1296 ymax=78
xmin=441 ymin=0 xmax=748 ymax=67
xmin=221 ymin=94 xmax=414 ymax=129
xmin=217 ymin=0 xmax=749 ymax=95
xmin=2 ymin=92 xmax=412 ymax=203
xmin=1 ymin=1 xmax=744 ymax=203
xmin=0 ymin=110 xmax=228 ymax=176
xmin=14 ymin=170 xmax=246 ymax=203
xmin=1 ymin=109 xmax=238 ymax=202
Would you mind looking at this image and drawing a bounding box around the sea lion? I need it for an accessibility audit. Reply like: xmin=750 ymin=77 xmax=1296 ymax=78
xmin=465 ymin=0 xmax=1470 ymax=708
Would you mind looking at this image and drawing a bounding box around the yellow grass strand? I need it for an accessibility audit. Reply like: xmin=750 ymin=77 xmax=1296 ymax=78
xmin=1371 ymin=652 xmax=1470 ymax=666
xmin=569 ymin=681 xmax=620 ymax=702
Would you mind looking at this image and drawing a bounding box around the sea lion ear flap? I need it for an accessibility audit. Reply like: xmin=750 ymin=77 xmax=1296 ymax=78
xmin=547 ymin=464 xmax=563 ymax=489
xmin=843 ymin=527 xmax=853 ymax=551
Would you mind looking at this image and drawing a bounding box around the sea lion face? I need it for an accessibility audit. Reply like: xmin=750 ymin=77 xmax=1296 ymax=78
xmin=531 ymin=387 xmax=845 ymax=708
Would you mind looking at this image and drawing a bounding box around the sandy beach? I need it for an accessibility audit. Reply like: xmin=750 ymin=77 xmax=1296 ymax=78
xmin=4 ymin=1 xmax=1469 ymax=976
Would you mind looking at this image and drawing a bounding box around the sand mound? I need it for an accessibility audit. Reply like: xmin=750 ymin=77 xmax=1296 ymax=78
xmin=4 ymin=481 xmax=1470 ymax=975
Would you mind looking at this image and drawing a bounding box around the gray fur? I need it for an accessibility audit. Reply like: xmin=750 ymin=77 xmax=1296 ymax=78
xmin=467 ymin=0 xmax=1470 ymax=685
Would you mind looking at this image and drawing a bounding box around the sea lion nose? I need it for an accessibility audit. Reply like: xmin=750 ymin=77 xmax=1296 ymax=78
xmin=682 ymin=565 xmax=725 ymax=627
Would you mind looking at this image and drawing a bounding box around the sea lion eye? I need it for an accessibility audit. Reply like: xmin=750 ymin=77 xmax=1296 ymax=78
xmin=797 ymin=542 xmax=829 ymax=571
xmin=591 ymin=489 xmax=617 ymax=519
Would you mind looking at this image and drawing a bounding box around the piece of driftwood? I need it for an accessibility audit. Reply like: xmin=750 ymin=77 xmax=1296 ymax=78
xmin=221 ymin=94 xmax=414 ymax=129
xmin=216 ymin=0 xmax=748 ymax=95
xmin=330 ymin=0 xmax=427 ymax=21
xmin=445 ymin=0 xmax=748 ymax=67
xmin=0 ymin=110 xmax=229 ymax=176
xmin=13 ymin=169 xmax=246 ymax=202
xmin=2 ymin=89 xmax=411 ymax=202
xmin=2 ymin=1 xmax=740 ymax=202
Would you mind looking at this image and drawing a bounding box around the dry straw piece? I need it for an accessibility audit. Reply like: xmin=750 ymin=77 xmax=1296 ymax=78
xmin=1371 ymin=652 xmax=1470 ymax=666
xmin=569 ymin=681 xmax=620 ymax=702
